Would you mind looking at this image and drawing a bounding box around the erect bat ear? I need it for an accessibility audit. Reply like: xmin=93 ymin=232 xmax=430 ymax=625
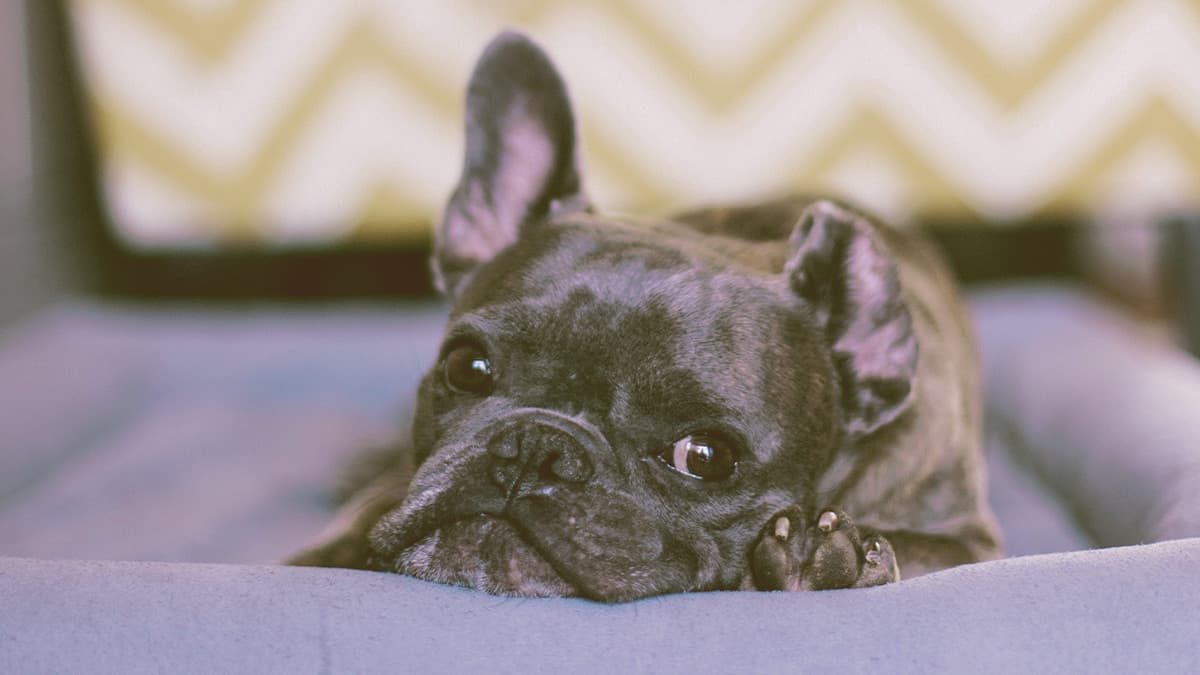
xmin=786 ymin=200 xmax=918 ymax=439
xmin=433 ymin=31 xmax=588 ymax=300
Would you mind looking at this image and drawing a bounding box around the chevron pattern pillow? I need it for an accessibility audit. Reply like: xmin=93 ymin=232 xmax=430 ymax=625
xmin=69 ymin=0 xmax=1200 ymax=249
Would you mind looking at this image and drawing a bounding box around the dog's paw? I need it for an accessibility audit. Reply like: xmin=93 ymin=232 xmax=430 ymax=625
xmin=750 ymin=507 xmax=899 ymax=591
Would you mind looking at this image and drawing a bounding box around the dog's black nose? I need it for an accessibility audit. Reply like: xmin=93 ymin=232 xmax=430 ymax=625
xmin=486 ymin=412 xmax=601 ymax=494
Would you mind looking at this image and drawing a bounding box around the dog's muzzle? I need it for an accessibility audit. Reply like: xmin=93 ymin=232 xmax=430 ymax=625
xmin=370 ymin=408 xmax=612 ymax=557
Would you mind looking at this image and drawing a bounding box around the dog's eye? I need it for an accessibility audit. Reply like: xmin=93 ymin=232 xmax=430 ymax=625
xmin=659 ymin=433 xmax=737 ymax=481
xmin=443 ymin=344 xmax=494 ymax=395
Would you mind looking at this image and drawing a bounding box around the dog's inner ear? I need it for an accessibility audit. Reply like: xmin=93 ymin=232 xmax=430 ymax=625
xmin=786 ymin=201 xmax=918 ymax=439
xmin=434 ymin=31 xmax=588 ymax=299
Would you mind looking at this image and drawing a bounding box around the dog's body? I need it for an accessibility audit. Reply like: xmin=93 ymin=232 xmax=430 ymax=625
xmin=290 ymin=32 xmax=1000 ymax=601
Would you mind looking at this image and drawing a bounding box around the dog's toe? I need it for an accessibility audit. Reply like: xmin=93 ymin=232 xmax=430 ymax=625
xmin=800 ymin=508 xmax=863 ymax=590
xmin=750 ymin=508 xmax=806 ymax=591
xmin=854 ymin=533 xmax=901 ymax=587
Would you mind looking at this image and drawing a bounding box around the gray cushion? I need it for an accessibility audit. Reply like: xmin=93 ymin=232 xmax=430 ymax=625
xmin=3 ymin=540 xmax=1198 ymax=674
xmin=975 ymin=286 xmax=1200 ymax=545
xmin=2 ymin=284 xmax=1199 ymax=672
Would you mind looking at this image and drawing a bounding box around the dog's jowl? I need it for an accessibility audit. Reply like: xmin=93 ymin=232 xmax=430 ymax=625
xmin=289 ymin=31 xmax=1001 ymax=602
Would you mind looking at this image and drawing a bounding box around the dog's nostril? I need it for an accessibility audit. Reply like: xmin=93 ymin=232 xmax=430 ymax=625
xmin=537 ymin=451 xmax=561 ymax=482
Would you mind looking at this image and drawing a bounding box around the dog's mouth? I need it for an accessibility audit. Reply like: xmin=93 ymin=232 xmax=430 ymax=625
xmin=389 ymin=514 xmax=579 ymax=598
xmin=367 ymin=457 xmax=701 ymax=601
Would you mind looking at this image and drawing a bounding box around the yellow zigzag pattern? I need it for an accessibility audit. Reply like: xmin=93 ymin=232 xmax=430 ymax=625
xmin=71 ymin=0 xmax=1200 ymax=245
xmin=92 ymin=19 xmax=458 ymax=240
xmin=104 ymin=0 xmax=272 ymax=63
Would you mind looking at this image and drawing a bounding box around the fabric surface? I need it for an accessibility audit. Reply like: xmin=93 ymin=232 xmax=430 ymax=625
xmin=2 ymin=284 xmax=1199 ymax=672
xmin=68 ymin=1 xmax=1200 ymax=247
xmin=3 ymin=540 xmax=1199 ymax=674
xmin=975 ymin=286 xmax=1200 ymax=546
xmin=0 ymin=301 xmax=445 ymax=563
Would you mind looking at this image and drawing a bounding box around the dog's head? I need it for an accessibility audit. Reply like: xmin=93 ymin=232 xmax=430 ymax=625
xmin=368 ymin=32 xmax=917 ymax=601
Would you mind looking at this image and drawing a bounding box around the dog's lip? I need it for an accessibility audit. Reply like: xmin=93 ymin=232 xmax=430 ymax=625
xmin=373 ymin=495 xmax=588 ymax=592
xmin=485 ymin=504 xmax=585 ymax=590
xmin=372 ymin=478 xmax=566 ymax=559
xmin=372 ymin=495 xmax=509 ymax=557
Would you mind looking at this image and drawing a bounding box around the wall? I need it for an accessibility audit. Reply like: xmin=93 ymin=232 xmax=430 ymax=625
xmin=66 ymin=0 xmax=1200 ymax=248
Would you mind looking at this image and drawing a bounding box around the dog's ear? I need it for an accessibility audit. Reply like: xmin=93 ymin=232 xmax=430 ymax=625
xmin=434 ymin=31 xmax=588 ymax=299
xmin=786 ymin=200 xmax=918 ymax=439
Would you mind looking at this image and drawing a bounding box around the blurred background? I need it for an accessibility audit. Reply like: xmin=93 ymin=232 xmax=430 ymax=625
xmin=1 ymin=1 xmax=1198 ymax=565
xmin=6 ymin=0 xmax=1200 ymax=305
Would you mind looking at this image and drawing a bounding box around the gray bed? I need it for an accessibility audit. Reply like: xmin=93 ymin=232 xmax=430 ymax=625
xmin=2 ymin=285 xmax=1199 ymax=673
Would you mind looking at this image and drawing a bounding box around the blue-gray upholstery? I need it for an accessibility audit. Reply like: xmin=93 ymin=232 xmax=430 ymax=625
xmin=1 ymin=285 xmax=1198 ymax=672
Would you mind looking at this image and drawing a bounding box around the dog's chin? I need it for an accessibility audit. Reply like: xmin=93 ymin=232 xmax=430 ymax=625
xmin=393 ymin=517 xmax=577 ymax=597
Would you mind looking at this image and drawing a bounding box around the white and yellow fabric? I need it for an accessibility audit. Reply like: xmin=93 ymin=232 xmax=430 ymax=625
xmin=69 ymin=0 xmax=1200 ymax=248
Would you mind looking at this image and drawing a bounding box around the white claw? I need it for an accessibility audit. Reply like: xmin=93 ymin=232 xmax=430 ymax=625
xmin=865 ymin=539 xmax=883 ymax=566
xmin=774 ymin=516 xmax=790 ymax=540
xmin=817 ymin=510 xmax=839 ymax=533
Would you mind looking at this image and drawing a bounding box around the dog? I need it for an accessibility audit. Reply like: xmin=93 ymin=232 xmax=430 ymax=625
xmin=288 ymin=31 xmax=1001 ymax=601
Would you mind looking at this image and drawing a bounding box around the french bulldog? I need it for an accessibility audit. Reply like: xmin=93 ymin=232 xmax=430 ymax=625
xmin=289 ymin=31 xmax=1001 ymax=601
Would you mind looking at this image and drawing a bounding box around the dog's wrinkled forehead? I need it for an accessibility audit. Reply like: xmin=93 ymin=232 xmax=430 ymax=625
xmin=460 ymin=221 xmax=773 ymax=348
xmin=446 ymin=221 xmax=812 ymax=451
